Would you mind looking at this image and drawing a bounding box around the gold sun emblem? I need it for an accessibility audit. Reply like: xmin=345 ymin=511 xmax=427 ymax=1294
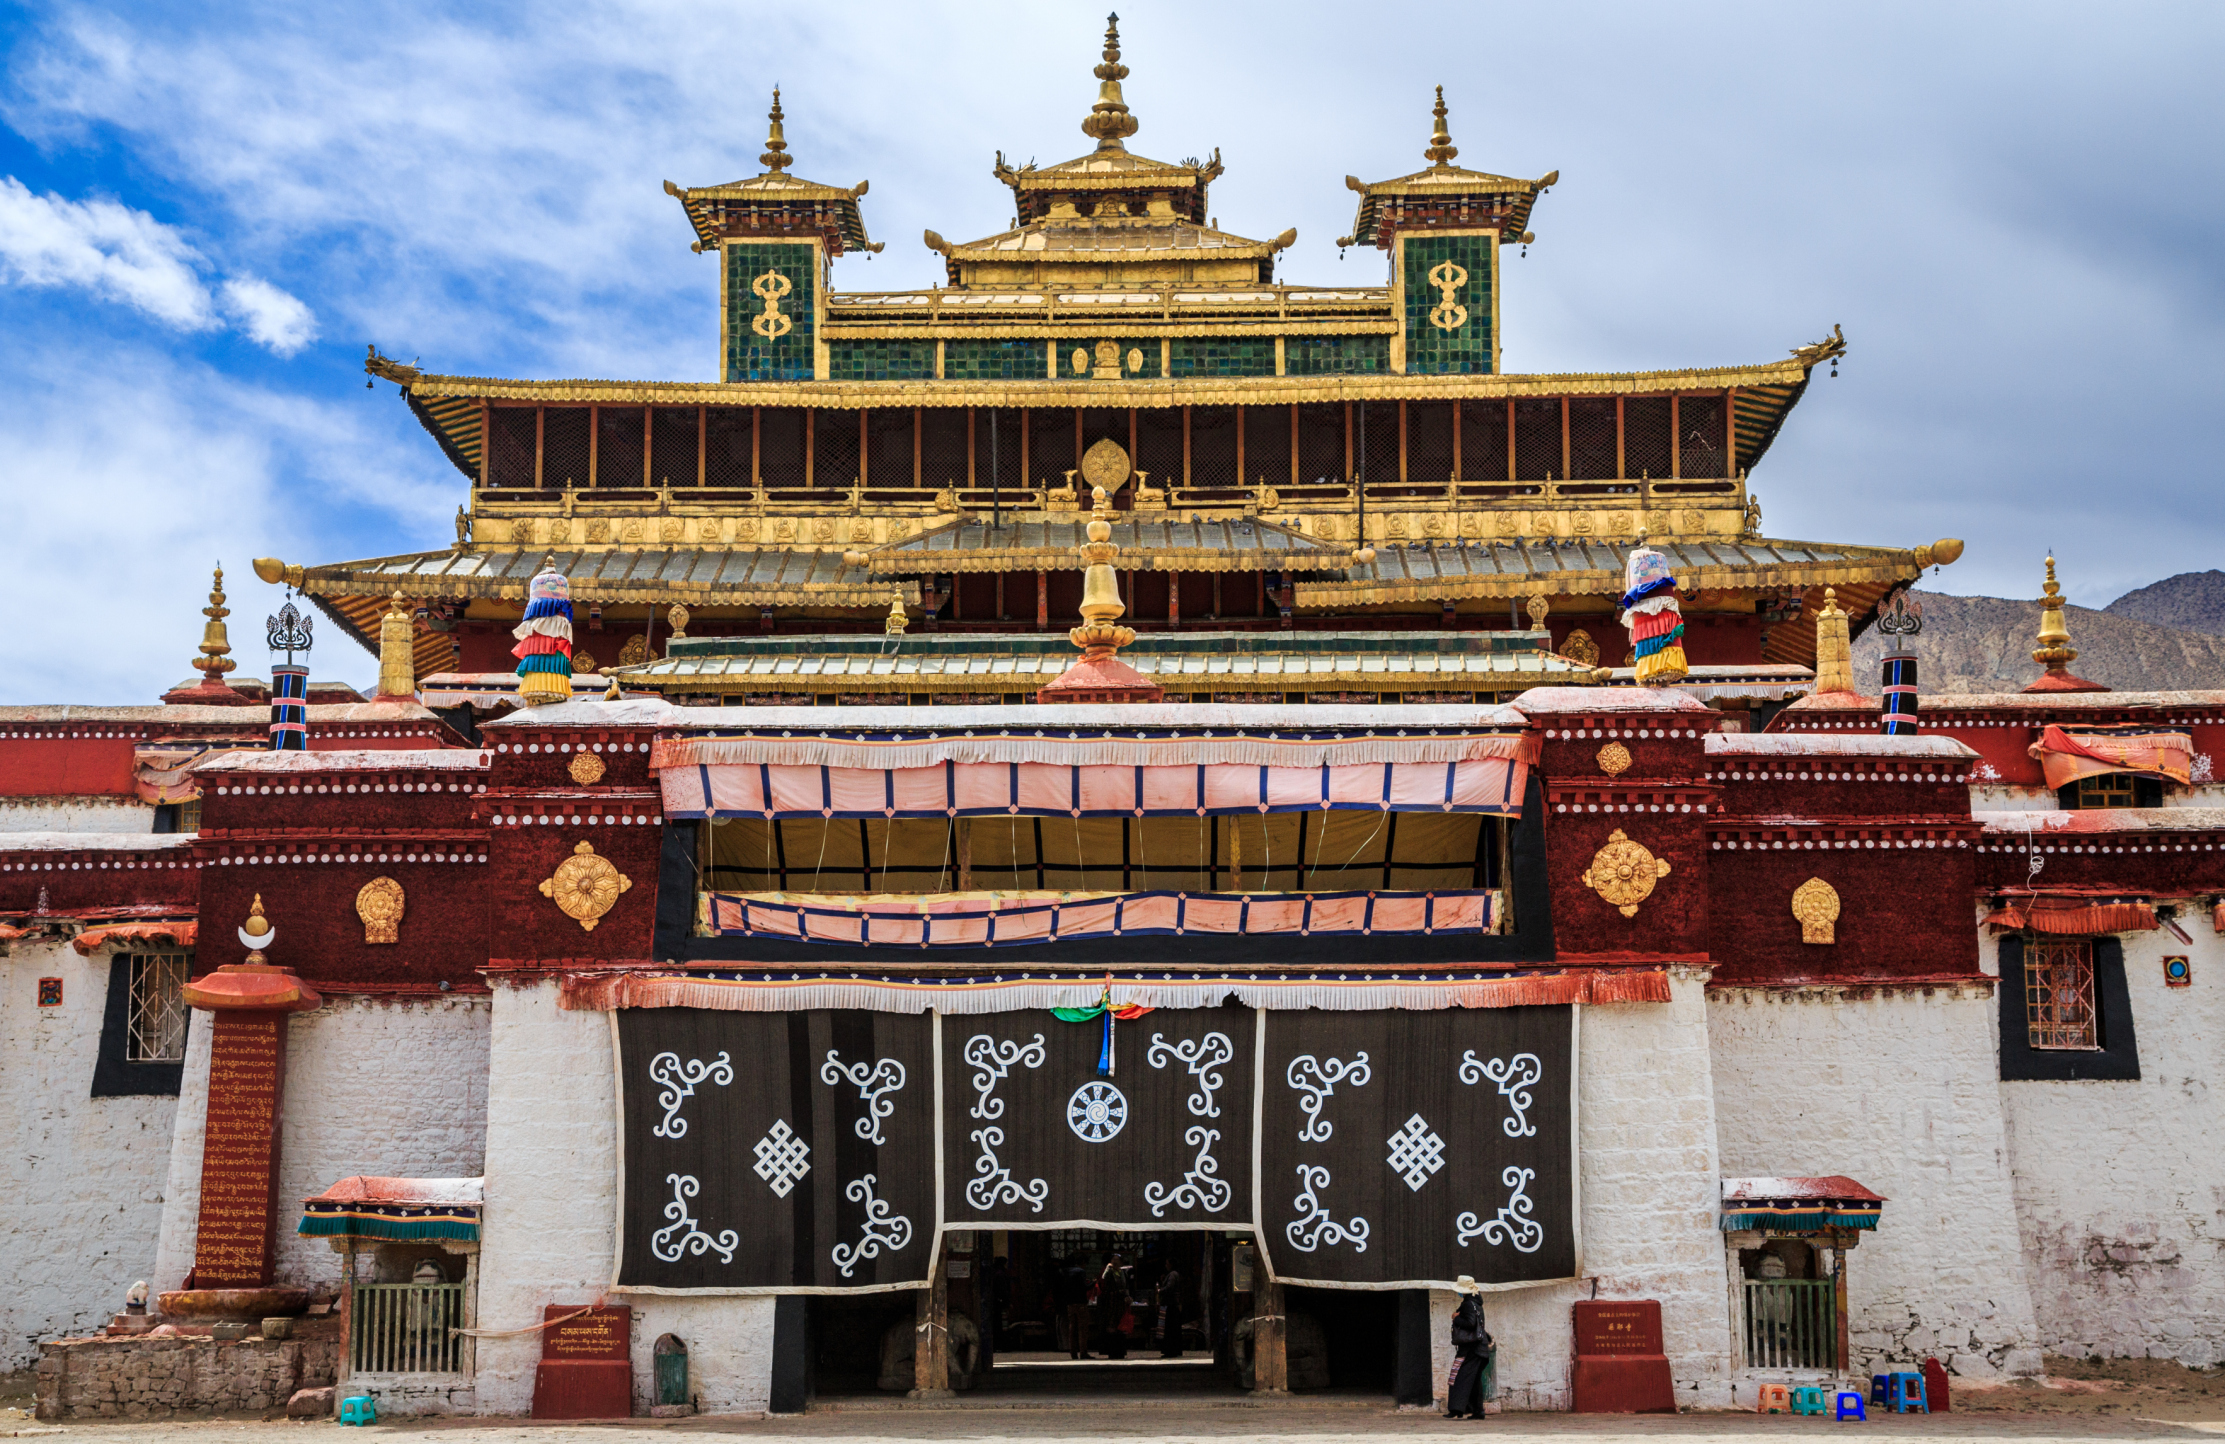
xmin=1595 ymin=742 xmax=1632 ymax=776
xmin=1791 ymin=877 xmax=1841 ymax=945
xmin=538 ymin=841 xmax=633 ymax=932
xmin=355 ymin=877 xmax=404 ymax=945
xmin=1580 ymin=829 xmax=1672 ymax=918
xmin=567 ymin=752 xmax=606 ymax=786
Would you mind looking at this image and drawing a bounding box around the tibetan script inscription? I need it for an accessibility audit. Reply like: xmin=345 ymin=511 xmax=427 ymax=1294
xmin=192 ymin=1015 xmax=286 ymax=1286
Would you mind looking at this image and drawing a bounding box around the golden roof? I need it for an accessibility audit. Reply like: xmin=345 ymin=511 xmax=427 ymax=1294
xmin=1340 ymin=88 xmax=1555 ymax=249
xmin=664 ymin=90 xmax=881 ymax=256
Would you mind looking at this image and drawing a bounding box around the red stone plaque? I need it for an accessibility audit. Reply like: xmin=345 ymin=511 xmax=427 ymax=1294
xmin=534 ymin=1305 xmax=633 ymax=1419
xmin=192 ymin=1014 xmax=287 ymax=1287
xmin=1571 ymin=1299 xmax=1674 ymax=1413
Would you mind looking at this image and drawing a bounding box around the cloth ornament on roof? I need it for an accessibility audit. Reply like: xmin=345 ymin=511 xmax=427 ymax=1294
xmin=516 ymin=562 xmax=574 ymax=706
xmin=1619 ymin=547 xmax=1688 ymax=686
xmin=1052 ymin=974 xmax=1154 ymax=1076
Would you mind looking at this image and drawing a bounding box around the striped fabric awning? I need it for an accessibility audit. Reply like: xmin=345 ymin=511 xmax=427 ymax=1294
xmin=299 ymin=1176 xmax=483 ymax=1244
xmin=662 ymin=756 xmax=1528 ymax=820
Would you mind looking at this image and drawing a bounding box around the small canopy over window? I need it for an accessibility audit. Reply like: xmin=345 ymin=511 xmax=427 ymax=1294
xmin=2029 ymin=724 xmax=2192 ymax=792
xmin=300 ymin=1176 xmax=484 ymax=1245
xmin=1721 ymin=1177 xmax=1884 ymax=1233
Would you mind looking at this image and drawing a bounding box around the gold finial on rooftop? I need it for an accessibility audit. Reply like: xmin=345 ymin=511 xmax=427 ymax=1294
xmin=760 ymin=87 xmax=792 ymax=173
xmin=1812 ymin=586 xmax=1856 ymax=695
xmin=2033 ymin=556 xmax=2077 ymax=672
xmin=885 ymin=592 xmax=910 ymax=635
xmin=1425 ymin=85 xmax=1459 ymax=168
xmin=1070 ymin=485 xmax=1134 ymax=660
xmin=1080 ymin=13 xmax=1138 ymax=150
xmin=375 ymin=591 xmax=417 ymax=701
xmin=190 ymin=564 xmax=237 ymax=683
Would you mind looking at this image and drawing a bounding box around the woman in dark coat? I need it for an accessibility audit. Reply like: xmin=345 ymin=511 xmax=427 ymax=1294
xmin=1446 ymin=1276 xmax=1494 ymax=1419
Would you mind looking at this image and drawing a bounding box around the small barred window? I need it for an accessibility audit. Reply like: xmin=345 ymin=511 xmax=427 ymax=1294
xmin=127 ymin=954 xmax=189 ymax=1063
xmin=2024 ymin=939 xmax=2099 ymax=1050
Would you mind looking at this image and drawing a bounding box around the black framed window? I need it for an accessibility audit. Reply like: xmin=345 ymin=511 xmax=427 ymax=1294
xmin=1997 ymin=934 xmax=2139 ymax=1081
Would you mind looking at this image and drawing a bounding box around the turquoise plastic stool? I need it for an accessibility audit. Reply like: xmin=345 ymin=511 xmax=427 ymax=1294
xmin=340 ymin=1396 xmax=376 ymax=1426
xmin=1835 ymin=1391 xmax=1866 ymax=1421
xmin=1887 ymin=1372 xmax=1929 ymax=1413
xmin=1792 ymin=1386 xmax=1830 ymax=1415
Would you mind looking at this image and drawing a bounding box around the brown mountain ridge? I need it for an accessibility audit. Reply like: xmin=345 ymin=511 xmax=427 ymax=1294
xmin=1852 ymin=586 xmax=2225 ymax=694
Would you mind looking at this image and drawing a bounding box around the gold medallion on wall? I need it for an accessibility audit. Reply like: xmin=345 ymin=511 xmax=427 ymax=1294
xmin=539 ymin=841 xmax=632 ymax=932
xmin=1581 ymin=829 xmax=1672 ymax=918
xmin=1563 ymin=629 xmax=1601 ymax=666
xmin=568 ymin=752 xmax=607 ymax=786
xmin=1595 ymin=741 xmax=1631 ymax=776
xmin=355 ymin=877 xmax=404 ymax=945
xmin=1792 ymin=877 xmax=1841 ymax=944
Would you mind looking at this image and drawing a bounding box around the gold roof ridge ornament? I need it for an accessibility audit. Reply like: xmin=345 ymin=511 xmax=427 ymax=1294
xmin=1811 ymin=586 xmax=1857 ymax=696
xmin=190 ymin=564 xmax=238 ymax=684
xmin=1425 ymin=85 xmax=1458 ymax=169
xmin=375 ymin=591 xmax=417 ymax=701
xmin=1072 ymin=483 xmax=1133 ymax=661
xmin=1081 ymin=13 xmax=1139 ymax=151
xmin=760 ymin=87 xmax=792 ymax=173
xmin=2033 ymin=556 xmax=2076 ymax=672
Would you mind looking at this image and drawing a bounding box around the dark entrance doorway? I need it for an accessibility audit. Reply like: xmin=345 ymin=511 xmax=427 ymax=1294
xmin=976 ymin=1228 xmax=1241 ymax=1395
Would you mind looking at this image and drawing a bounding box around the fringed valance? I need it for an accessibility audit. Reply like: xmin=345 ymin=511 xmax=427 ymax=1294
xmin=559 ymin=966 xmax=1671 ymax=1015
xmin=705 ymin=887 xmax=1495 ymax=949
xmin=1719 ymin=1203 xmax=1882 ymax=1233
xmin=1984 ymin=898 xmax=2158 ymax=935
xmin=298 ymin=1175 xmax=483 ymax=1243
xmin=650 ymin=729 xmax=1537 ymax=773
xmin=662 ymin=755 xmax=1528 ymax=821
xmin=2030 ymin=724 xmax=2193 ymax=791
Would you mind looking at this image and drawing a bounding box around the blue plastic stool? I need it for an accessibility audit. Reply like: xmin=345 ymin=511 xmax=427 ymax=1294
xmin=1835 ymin=1391 xmax=1866 ymax=1421
xmin=1869 ymin=1374 xmax=1889 ymax=1406
xmin=1887 ymin=1372 xmax=1929 ymax=1414
xmin=339 ymin=1396 xmax=376 ymax=1426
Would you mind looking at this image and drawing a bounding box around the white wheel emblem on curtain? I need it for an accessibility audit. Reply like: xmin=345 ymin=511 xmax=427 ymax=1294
xmin=1067 ymin=1081 xmax=1129 ymax=1141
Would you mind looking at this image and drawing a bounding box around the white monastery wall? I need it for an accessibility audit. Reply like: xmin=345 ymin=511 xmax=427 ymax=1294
xmin=1708 ymin=982 xmax=2041 ymax=1380
xmin=1 ymin=943 xmax=180 ymax=1369
xmin=473 ymin=980 xmax=775 ymax=1416
xmin=150 ymin=995 xmax=491 ymax=1297
xmin=1994 ymin=926 xmax=2225 ymax=1365
xmin=1432 ymin=971 xmax=1732 ymax=1411
xmin=0 ymin=798 xmax=155 ymax=833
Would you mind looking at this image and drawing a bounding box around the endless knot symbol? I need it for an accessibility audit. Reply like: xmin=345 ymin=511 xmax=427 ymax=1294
xmin=1067 ymin=1081 xmax=1129 ymax=1142
xmin=751 ymin=269 xmax=794 ymax=340
xmin=1385 ymin=1113 xmax=1447 ymax=1191
xmin=752 ymin=1118 xmax=811 ymax=1197
xmin=1427 ymin=260 xmax=1468 ymax=332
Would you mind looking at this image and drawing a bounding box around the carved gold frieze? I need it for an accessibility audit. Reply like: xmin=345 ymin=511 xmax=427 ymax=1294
xmin=539 ymin=840 xmax=633 ymax=932
xmin=1581 ymin=829 xmax=1671 ymax=918
xmin=355 ymin=877 xmax=404 ymax=945
xmin=1792 ymin=877 xmax=1840 ymax=944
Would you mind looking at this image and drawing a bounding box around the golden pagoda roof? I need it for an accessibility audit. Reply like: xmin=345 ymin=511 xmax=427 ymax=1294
xmin=940 ymin=216 xmax=1288 ymax=267
xmin=664 ymin=90 xmax=881 ymax=256
xmin=1340 ymin=88 xmax=1555 ymax=249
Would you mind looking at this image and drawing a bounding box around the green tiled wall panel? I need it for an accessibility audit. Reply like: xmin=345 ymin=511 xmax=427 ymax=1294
xmin=1169 ymin=337 xmax=1276 ymax=378
xmin=826 ymin=340 xmax=936 ymax=381
xmin=723 ymin=243 xmax=817 ymax=382
xmin=1401 ymin=234 xmax=1495 ymax=375
xmin=1054 ymin=338 xmax=1163 ymax=380
xmin=944 ymin=339 xmax=1049 ymax=381
xmin=1285 ymin=335 xmax=1392 ymax=376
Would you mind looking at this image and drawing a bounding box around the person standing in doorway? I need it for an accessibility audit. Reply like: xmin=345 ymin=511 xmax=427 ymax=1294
xmin=1054 ymin=1256 xmax=1092 ymax=1359
xmin=1155 ymin=1262 xmax=1186 ymax=1358
xmin=1446 ymin=1275 xmax=1495 ymax=1419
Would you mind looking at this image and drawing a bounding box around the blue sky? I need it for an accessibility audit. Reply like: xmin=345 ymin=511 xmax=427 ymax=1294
xmin=3 ymin=1 xmax=2221 ymax=701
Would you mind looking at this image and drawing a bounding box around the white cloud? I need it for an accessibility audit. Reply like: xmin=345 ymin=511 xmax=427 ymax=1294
xmin=0 ymin=175 xmax=317 ymax=353
xmin=220 ymin=274 xmax=316 ymax=354
xmin=0 ymin=175 xmax=211 ymax=326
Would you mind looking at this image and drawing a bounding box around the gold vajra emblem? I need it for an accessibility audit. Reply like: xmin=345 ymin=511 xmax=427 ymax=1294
xmin=751 ymin=269 xmax=793 ymax=340
xmin=1581 ymin=829 xmax=1671 ymax=918
xmin=539 ymin=840 xmax=632 ymax=932
xmin=1596 ymin=741 xmax=1632 ymax=776
xmin=1427 ymin=260 xmax=1468 ymax=332
xmin=568 ymin=751 xmax=606 ymax=786
xmin=1792 ymin=877 xmax=1841 ymax=944
xmin=355 ymin=876 xmax=404 ymax=945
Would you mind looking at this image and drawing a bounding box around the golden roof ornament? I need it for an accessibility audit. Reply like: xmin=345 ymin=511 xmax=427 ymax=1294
xmin=760 ymin=87 xmax=792 ymax=173
xmin=190 ymin=564 xmax=237 ymax=683
xmin=375 ymin=591 xmax=417 ymax=701
xmin=237 ymin=893 xmax=274 ymax=964
xmin=1080 ymin=13 xmax=1139 ymax=150
xmin=1424 ymin=86 xmax=1458 ymax=168
xmin=1811 ymin=586 xmax=1857 ymax=695
xmin=1071 ymin=484 xmax=1134 ymax=661
xmin=885 ymin=592 xmax=911 ymax=635
xmin=2033 ymin=556 xmax=2075 ymax=671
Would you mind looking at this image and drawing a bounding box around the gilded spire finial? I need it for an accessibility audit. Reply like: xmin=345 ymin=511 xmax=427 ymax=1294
xmin=1424 ymin=85 xmax=1459 ymax=168
xmin=2033 ymin=555 xmax=2078 ymax=672
xmin=375 ymin=591 xmax=417 ymax=701
xmin=191 ymin=564 xmax=238 ymax=683
xmin=1069 ymin=485 xmax=1134 ymax=661
xmin=1812 ymin=586 xmax=1857 ymax=695
xmin=1080 ymin=13 xmax=1139 ymax=150
xmin=760 ymin=87 xmax=792 ymax=173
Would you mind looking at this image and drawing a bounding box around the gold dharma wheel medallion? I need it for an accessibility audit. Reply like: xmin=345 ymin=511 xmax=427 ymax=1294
xmin=568 ymin=751 xmax=607 ymax=786
xmin=1596 ymin=742 xmax=1632 ymax=777
xmin=1580 ymin=829 xmax=1671 ymax=918
xmin=1079 ymin=437 xmax=1132 ymax=493
xmin=355 ymin=877 xmax=404 ymax=945
xmin=1792 ymin=877 xmax=1841 ymax=944
xmin=539 ymin=840 xmax=633 ymax=932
